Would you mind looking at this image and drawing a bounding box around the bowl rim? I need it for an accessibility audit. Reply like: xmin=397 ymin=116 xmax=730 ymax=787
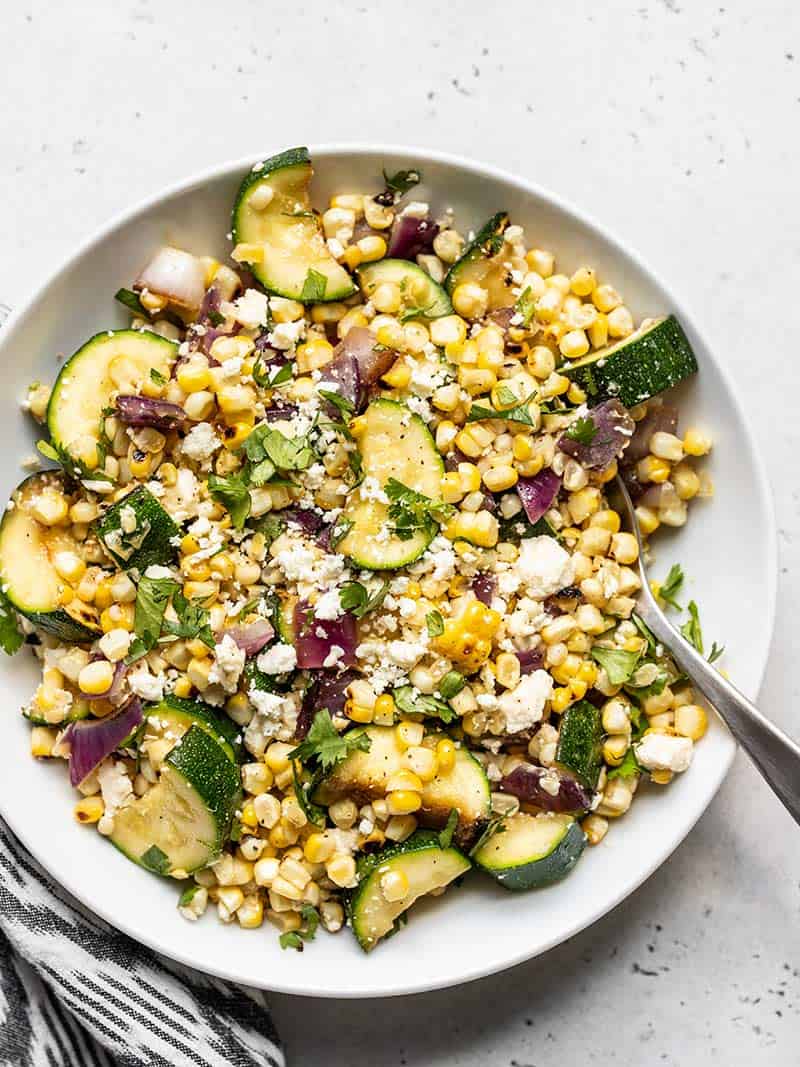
xmin=0 ymin=143 xmax=778 ymax=998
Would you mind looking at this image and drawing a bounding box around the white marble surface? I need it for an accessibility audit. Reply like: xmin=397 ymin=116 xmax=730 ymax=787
xmin=2 ymin=0 xmax=799 ymax=1062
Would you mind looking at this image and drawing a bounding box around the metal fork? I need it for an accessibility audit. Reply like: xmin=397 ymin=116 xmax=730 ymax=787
xmin=613 ymin=476 xmax=800 ymax=825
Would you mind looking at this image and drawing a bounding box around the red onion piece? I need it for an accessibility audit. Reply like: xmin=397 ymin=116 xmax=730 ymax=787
xmin=294 ymin=601 xmax=357 ymax=669
xmin=320 ymin=327 xmax=397 ymax=411
xmin=263 ymin=400 xmax=300 ymax=422
xmin=115 ymin=395 xmax=186 ymax=431
xmin=488 ymin=307 xmax=516 ymax=332
xmin=82 ymin=659 xmax=127 ymax=703
xmin=282 ymin=508 xmax=325 ymax=536
xmin=516 ymin=647 xmax=545 ymax=674
xmin=319 ymin=351 xmax=361 ymax=410
xmin=297 ymin=668 xmax=359 ymax=738
xmin=387 ymin=216 xmax=439 ymax=260
xmin=135 ymin=247 xmax=206 ymax=311
xmin=557 ymin=399 xmax=635 ymax=471
xmin=623 ymin=403 xmax=679 ymax=465
xmin=516 ymin=468 xmax=561 ymax=524
xmin=471 ymin=573 xmax=497 ymax=606
xmin=501 ymin=763 xmax=591 ymax=813
xmin=222 ymin=618 xmax=275 ymax=657
xmin=197 ymin=285 xmax=222 ymax=326
xmin=64 ymin=698 xmax=143 ymax=787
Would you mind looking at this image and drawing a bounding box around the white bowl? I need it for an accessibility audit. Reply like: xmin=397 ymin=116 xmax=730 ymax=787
xmin=0 ymin=146 xmax=776 ymax=998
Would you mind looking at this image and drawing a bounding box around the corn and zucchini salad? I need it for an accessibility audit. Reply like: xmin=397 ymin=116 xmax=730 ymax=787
xmin=1 ymin=147 xmax=720 ymax=954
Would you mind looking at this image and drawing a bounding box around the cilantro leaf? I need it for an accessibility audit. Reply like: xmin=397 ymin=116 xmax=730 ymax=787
xmin=680 ymin=600 xmax=703 ymax=654
xmin=392 ymin=685 xmax=457 ymax=723
xmin=708 ymin=641 xmax=725 ymax=664
xmin=292 ymin=765 xmax=326 ymax=827
xmin=438 ymin=809 xmax=459 ymax=850
xmin=163 ymin=590 xmax=215 ymax=648
xmin=0 ymin=589 xmax=23 ymax=656
xmin=150 ymin=367 xmax=167 ymax=386
xmin=36 ymin=439 xmax=61 ymax=463
xmin=399 ymin=300 xmax=438 ymax=324
xmin=590 ymin=645 xmax=642 ymax=686
xmin=318 ymin=389 xmax=355 ymax=418
xmin=339 ymin=580 xmax=389 ymax=620
xmin=280 ymin=903 xmax=321 ymax=950
xmin=515 ymin=286 xmax=537 ymax=327
xmin=564 ymin=416 xmax=597 ymax=445
xmin=425 ymin=610 xmax=444 ymax=637
xmin=631 ymin=613 xmax=658 ymax=656
xmin=438 ymin=670 xmax=465 ymax=700
xmin=329 ymin=518 xmax=353 ymax=549
xmin=269 ymin=360 xmax=294 ymax=387
xmin=658 ymin=563 xmax=684 ymax=611
xmin=385 ymin=478 xmax=454 ymax=541
xmin=129 ymin=575 xmax=180 ymax=660
xmin=207 ymin=309 xmax=225 ymax=328
xmin=208 ymin=472 xmax=251 ymax=530
xmin=288 ymin=710 xmax=371 ymax=773
xmin=467 ymin=392 xmax=539 ymax=426
xmin=243 ymin=424 xmax=315 ymax=473
xmin=607 ymin=746 xmax=641 ymax=780
xmin=300 ymin=268 xmax=328 ymax=303
xmin=379 ymin=167 xmax=421 ymax=203
xmin=114 ymin=287 xmax=146 ymax=316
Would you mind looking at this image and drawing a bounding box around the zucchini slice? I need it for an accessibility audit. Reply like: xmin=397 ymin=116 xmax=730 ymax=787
xmin=555 ymin=700 xmax=604 ymax=789
xmin=110 ymin=724 xmax=240 ymax=876
xmin=348 ymin=831 xmax=471 ymax=951
xmin=145 ymin=694 xmax=240 ymax=764
xmin=0 ymin=473 xmax=100 ymax=642
xmin=358 ymin=260 xmax=452 ymax=320
xmin=443 ymin=212 xmax=511 ymax=308
xmin=473 ymin=812 xmax=586 ymax=891
xmin=96 ymin=485 xmax=179 ymax=572
xmin=338 ymin=398 xmax=444 ymax=570
xmin=47 ymin=330 xmax=177 ymax=471
xmin=316 ymin=725 xmax=491 ymax=848
xmin=231 ymin=146 xmax=356 ymax=303
xmin=562 ymin=315 xmax=699 ymax=407
xmin=24 ymin=700 xmax=90 ymax=727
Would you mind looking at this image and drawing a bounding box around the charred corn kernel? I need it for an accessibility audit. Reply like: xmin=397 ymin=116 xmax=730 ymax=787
xmin=240 ymin=800 xmax=259 ymax=829
xmin=180 ymin=534 xmax=200 ymax=555
xmin=396 ymin=721 xmax=425 ymax=749
xmin=328 ymin=797 xmax=358 ymax=830
xmin=607 ymin=305 xmax=634 ymax=338
xmin=253 ymin=793 xmax=281 ymax=830
xmin=177 ymin=361 xmax=211 ymax=393
xmin=371 ymin=281 xmax=403 ymax=314
xmin=403 ymin=746 xmax=438 ymax=782
xmin=430 ymin=315 xmax=468 ymax=347
xmin=440 ymin=472 xmax=464 ymax=504
xmin=674 ymin=704 xmax=707 ymax=740
xmin=74 ymin=796 xmax=105 ymax=824
xmin=265 ymin=742 xmax=294 ymax=774
xmin=526 ymin=345 xmax=556 ymax=379
xmin=482 ymin=465 xmax=518 ymax=493
xmin=517 ymin=454 xmax=544 ymax=478
xmin=551 ymin=687 xmax=572 ymax=713
xmin=567 ymin=382 xmax=587 ymax=405
xmin=387 ymin=769 xmax=424 ymax=793
xmin=559 ymin=329 xmax=590 ymax=359
xmin=268 ymin=820 xmax=299 ymax=850
xmin=295 ymin=337 xmax=334 ymax=374
xmin=338 ymin=307 xmax=369 ymax=337
xmin=649 ymin=431 xmax=684 ymax=463
xmin=52 ymin=550 xmax=86 ymax=585
xmin=433 ymin=229 xmax=463 ymax=263
xmin=567 ymin=487 xmax=601 ymax=524
xmin=373 ymin=694 xmax=396 ymax=724
xmin=582 ymin=813 xmax=608 ymax=845
xmin=433 ymin=599 xmax=501 ymax=671
xmin=31 ymin=489 xmax=69 ymax=526
xmin=635 ymin=505 xmax=660 ymax=536
xmin=360 ymin=235 xmax=392 ymax=262
xmin=459 ymin=367 xmax=496 ymax=396
xmin=452 ymin=283 xmax=489 ymax=319
xmin=431 ymin=383 xmax=460 ymax=413
xmin=310 ymin=302 xmax=346 ymax=325
xmin=237 ymin=895 xmax=264 ymax=929
xmin=182 ymin=580 xmax=219 ymax=603
xmin=591 ymin=284 xmax=621 ymax=313
xmin=304 ymin=833 xmax=335 ymax=864
xmin=363 ymin=196 xmax=393 ymax=229
xmin=381 ymin=361 xmax=412 ymax=389
xmin=78 ymin=660 xmax=114 ymax=695
xmin=570 ymin=267 xmax=597 ymax=296
xmin=182 ymin=556 xmax=211 ymax=582
xmin=346 ymin=702 xmax=374 ymax=724
xmin=682 ymin=428 xmax=711 ymax=456
xmin=381 ymin=869 xmax=410 ymax=902
xmin=650 ymin=769 xmax=673 ymax=785
xmin=672 ymin=463 xmax=701 ymax=500
xmin=186 ymin=656 xmax=212 ymax=690
xmin=402 ymin=321 xmax=430 ymax=353
xmin=341 ymin=246 xmax=363 ymax=270
xmin=327 ymin=853 xmax=358 ymax=888
xmin=610 ymin=532 xmax=639 ymax=565
xmin=232 ymin=242 xmax=264 ymax=264
xmin=386 ymin=790 xmax=423 ymax=815
xmin=100 ymin=605 xmax=134 ymax=633
xmin=435 ymin=738 xmax=457 ymax=775
xmin=129 ymin=450 xmax=153 ymax=479
xmin=172 ymin=676 xmax=192 ymax=698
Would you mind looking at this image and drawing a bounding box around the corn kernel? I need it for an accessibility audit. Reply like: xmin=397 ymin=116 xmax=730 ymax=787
xmin=78 ymin=660 xmax=114 ymax=695
xmin=396 ymin=721 xmax=424 ymax=749
xmin=551 ymin=687 xmax=572 ymax=713
xmin=482 ymin=465 xmax=518 ymax=493
xmin=674 ymin=703 xmax=707 ymax=740
xmin=74 ymin=796 xmax=105 ymax=824
xmin=177 ymin=360 xmax=212 ymax=393
xmin=683 ymin=428 xmax=712 ymax=457
xmin=452 ymin=283 xmax=489 ymax=319
xmin=326 ymin=853 xmax=357 ymax=888
xmin=382 ymin=360 xmax=412 ymax=389
xmin=435 ymin=738 xmax=456 ymax=775
xmin=381 ymin=869 xmax=410 ymax=902
xmin=386 ymin=790 xmax=423 ymax=815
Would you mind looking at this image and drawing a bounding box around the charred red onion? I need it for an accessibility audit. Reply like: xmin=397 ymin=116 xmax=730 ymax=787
xmin=557 ymin=399 xmax=635 ymax=471
xmin=387 ymin=216 xmax=439 ymax=260
xmin=221 ymin=618 xmax=275 ymax=657
xmin=471 ymin=573 xmax=497 ymax=606
xmin=135 ymin=247 xmax=206 ymax=311
xmin=516 ymin=468 xmax=561 ymax=524
xmin=64 ymin=697 xmax=143 ymax=787
xmin=115 ymin=395 xmax=186 ymax=431
xmin=296 ymin=668 xmax=359 ymax=738
xmin=500 ymin=763 xmax=592 ymax=813
xmin=294 ymin=601 xmax=357 ymax=669
xmin=623 ymin=403 xmax=679 ymax=465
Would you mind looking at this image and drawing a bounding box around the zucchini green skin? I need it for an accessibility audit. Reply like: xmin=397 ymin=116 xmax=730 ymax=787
xmin=146 ymin=694 xmax=240 ymax=764
xmin=347 ymin=831 xmax=471 ymax=951
xmin=46 ymin=330 xmax=177 ymax=470
xmin=96 ymin=485 xmax=179 ymax=571
xmin=555 ymin=700 xmax=604 ymax=789
xmin=111 ymin=724 xmax=241 ymax=876
xmin=562 ymin=315 xmax=699 ymax=407
xmin=0 ymin=472 xmax=99 ymax=642
xmin=444 ymin=212 xmax=509 ymax=294
xmin=231 ymin=147 xmax=356 ymax=303
xmin=357 ymin=259 xmax=452 ymax=319
xmin=473 ymin=813 xmax=586 ymax=891
xmin=339 ymin=398 xmax=445 ymax=571
xmin=24 ymin=702 xmax=90 ymax=727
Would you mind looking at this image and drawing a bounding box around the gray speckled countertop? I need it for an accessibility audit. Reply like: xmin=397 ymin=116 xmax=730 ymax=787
xmin=2 ymin=0 xmax=799 ymax=1062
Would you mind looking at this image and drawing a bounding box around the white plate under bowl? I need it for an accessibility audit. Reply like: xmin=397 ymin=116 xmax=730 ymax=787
xmin=0 ymin=146 xmax=776 ymax=998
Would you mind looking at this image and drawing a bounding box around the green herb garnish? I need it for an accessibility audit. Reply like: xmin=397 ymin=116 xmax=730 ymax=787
xmin=658 ymin=563 xmax=684 ymax=611
xmin=329 ymin=518 xmax=354 ymax=549
xmin=438 ymin=670 xmax=465 ymax=700
xmin=128 ymin=574 xmax=179 ymax=660
xmin=467 ymin=391 xmax=539 ymax=426
xmin=338 ymin=579 xmax=390 ymax=620
xmin=564 ymin=416 xmax=597 ymax=445
xmin=288 ymin=710 xmax=371 ymax=773
xmin=380 ymin=167 xmax=421 ymax=202
xmin=292 ymin=765 xmax=326 ymax=827
xmin=515 ymin=286 xmax=537 ymax=327
xmin=114 ymin=287 xmax=146 ymax=316
xmin=150 ymin=367 xmax=167 ymax=386
xmin=607 ymin=746 xmax=641 ymax=780
xmin=300 ymin=268 xmax=328 ymax=303
xmin=680 ymin=600 xmax=703 ymax=653
xmin=590 ymin=645 xmax=641 ymax=686
xmin=385 ymin=478 xmax=454 ymax=541
xmin=425 ymin=610 xmax=444 ymax=637
xmin=162 ymin=589 xmax=215 ymax=648
xmin=438 ymin=809 xmax=459 ymax=850
xmin=279 ymin=905 xmax=320 ymax=951
xmin=0 ymin=589 xmax=23 ymax=656
xmin=392 ymin=685 xmax=457 ymax=724
xmin=208 ymin=472 xmax=251 ymax=530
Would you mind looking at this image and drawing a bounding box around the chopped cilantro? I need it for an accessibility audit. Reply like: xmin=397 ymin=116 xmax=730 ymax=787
xmin=162 ymin=589 xmax=215 ymax=648
xmin=269 ymin=360 xmax=294 ymax=387
xmin=680 ymin=600 xmax=703 ymax=654
xmin=631 ymin=613 xmax=658 ymax=656
xmin=564 ymin=416 xmax=597 ymax=445
xmin=338 ymin=579 xmax=390 ymax=619
xmin=385 ymin=478 xmax=454 ymax=541
xmin=150 ymin=367 xmax=167 ymax=385
xmin=438 ymin=809 xmax=459 ymax=849
xmin=590 ymin=645 xmax=641 ymax=686
xmin=515 ymin=286 xmax=537 ymax=327
xmin=0 ymin=589 xmax=23 ymax=656
xmin=114 ymin=287 xmax=146 ymax=316
xmin=467 ymin=392 xmax=539 ymax=426
xmin=279 ymin=904 xmax=321 ymax=950
xmin=128 ymin=574 xmax=179 ymax=661
xmin=425 ymin=610 xmax=444 ymax=637
xmin=208 ymin=472 xmax=251 ymax=530
xmin=658 ymin=563 xmax=684 ymax=611
xmin=329 ymin=517 xmax=354 ymax=549
xmin=607 ymin=746 xmax=641 ymax=780
xmin=292 ymin=765 xmax=326 ymax=827
xmin=438 ymin=670 xmax=465 ymax=700
xmin=300 ymin=268 xmax=328 ymax=303
xmin=318 ymin=389 xmax=355 ymax=418
xmin=377 ymin=167 xmax=421 ymax=204
xmin=288 ymin=710 xmax=371 ymax=773
xmin=392 ymin=685 xmax=457 ymax=723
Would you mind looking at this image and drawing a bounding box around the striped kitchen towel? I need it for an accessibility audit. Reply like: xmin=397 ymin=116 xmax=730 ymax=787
xmin=0 ymin=817 xmax=285 ymax=1067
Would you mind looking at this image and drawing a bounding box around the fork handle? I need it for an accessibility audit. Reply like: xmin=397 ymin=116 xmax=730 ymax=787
xmin=642 ymin=609 xmax=800 ymax=825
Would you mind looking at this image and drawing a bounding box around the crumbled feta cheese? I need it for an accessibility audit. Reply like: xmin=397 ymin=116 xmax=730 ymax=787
xmin=245 ymin=690 xmax=292 ymax=755
xmin=397 ymin=597 xmax=417 ymax=619
xmin=229 ymin=288 xmax=269 ymax=329
xmin=257 ymin=642 xmax=297 ymax=675
xmin=97 ymin=759 xmax=133 ymax=817
xmin=323 ymin=644 xmax=345 ymax=668
xmin=209 ymin=634 xmax=246 ymax=693
xmin=401 ymin=201 xmax=430 ymax=218
xmin=127 ymin=665 xmax=165 ymax=703
xmin=497 ymin=670 xmax=554 ymax=733
xmin=635 ymin=733 xmax=694 ymax=773
xmin=144 ymin=564 xmax=175 ymax=580
xmin=360 ymin=475 xmax=389 ymax=504
xmin=182 ymin=422 xmax=222 ymax=466
xmin=220 ymin=356 xmax=243 ymax=379
xmin=119 ymin=504 xmax=137 ymax=534
xmin=539 ymin=770 xmax=561 ymax=796
xmin=387 ymin=639 xmax=427 ymax=670
xmin=515 ymin=536 xmax=575 ymax=599
xmin=269 ymin=320 xmax=306 ymax=351
xmin=315 ymin=588 xmax=344 ymax=621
